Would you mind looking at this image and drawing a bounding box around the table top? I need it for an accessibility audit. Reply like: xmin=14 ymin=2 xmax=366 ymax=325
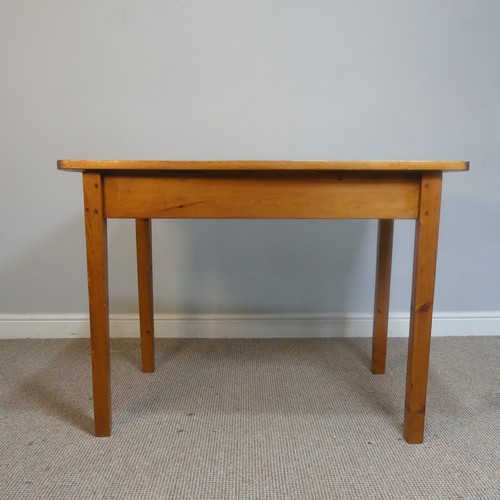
xmin=58 ymin=160 xmax=469 ymax=172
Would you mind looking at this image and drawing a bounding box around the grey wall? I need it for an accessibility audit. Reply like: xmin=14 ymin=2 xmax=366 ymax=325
xmin=1 ymin=0 xmax=499 ymax=316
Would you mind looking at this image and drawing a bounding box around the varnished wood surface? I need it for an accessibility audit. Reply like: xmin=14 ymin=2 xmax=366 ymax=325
xmin=371 ymin=219 xmax=394 ymax=375
xmin=404 ymin=171 xmax=443 ymax=444
xmin=136 ymin=219 xmax=155 ymax=373
xmin=104 ymin=172 xmax=420 ymax=219
xmin=83 ymin=173 xmax=111 ymax=437
xmin=58 ymin=159 xmax=469 ymax=172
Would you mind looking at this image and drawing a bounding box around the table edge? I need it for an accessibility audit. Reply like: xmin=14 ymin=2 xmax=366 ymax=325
xmin=57 ymin=159 xmax=469 ymax=172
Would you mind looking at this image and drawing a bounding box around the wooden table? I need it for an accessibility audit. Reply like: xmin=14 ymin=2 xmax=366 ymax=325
xmin=58 ymin=160 xmax=468 ymax=443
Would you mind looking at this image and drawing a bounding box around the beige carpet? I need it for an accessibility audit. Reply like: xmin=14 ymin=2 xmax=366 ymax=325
xmin=0 ymin=337 xmax=499 ymax=499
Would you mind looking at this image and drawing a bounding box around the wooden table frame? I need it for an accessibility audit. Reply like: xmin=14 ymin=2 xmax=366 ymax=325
xmin=58 ymin=160 xmax=468 ymax=443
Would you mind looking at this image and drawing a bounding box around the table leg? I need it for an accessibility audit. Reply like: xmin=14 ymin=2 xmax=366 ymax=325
xmin=404 ymin=172 xmax=442 ymax=444
xmin=371 ymin=219 xmax=394 ymax=374
xmin=83 ymin=173 xmax=111 ymax=437
xmin=136 ymin=218 xmax=155 ymax=372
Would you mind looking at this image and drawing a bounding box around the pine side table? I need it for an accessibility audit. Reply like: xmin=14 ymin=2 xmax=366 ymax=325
xmin=58 ymin=160 xmax=468 ymax=443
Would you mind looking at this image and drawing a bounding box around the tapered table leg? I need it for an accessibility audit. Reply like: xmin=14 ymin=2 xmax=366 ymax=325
xmin=372 ymin=219 xmax=394 ymax=374
xmin=404 ymin=172 xmax=443 ymax=444
xmin=136 ymin=218 xmax=155 ymax=372
xmin=83 ymin=173 xmax=111 ymax=437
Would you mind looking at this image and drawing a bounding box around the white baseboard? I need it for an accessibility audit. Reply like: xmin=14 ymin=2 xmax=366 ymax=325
xmin=0 ymin=312 xmax=498 ymax=339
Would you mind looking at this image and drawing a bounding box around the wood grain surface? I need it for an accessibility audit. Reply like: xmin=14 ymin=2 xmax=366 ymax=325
xmin=58 ymin=159 xmax=469 ymax=172
xmin=103 ymin=172 xmax=420 ymax=219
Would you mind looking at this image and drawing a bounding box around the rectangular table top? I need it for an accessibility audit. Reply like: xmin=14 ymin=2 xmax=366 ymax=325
xmin=57 ymin=160 xmax=469 ymax=172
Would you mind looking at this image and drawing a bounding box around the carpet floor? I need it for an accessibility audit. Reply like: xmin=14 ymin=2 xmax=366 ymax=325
xmin=0 ymin=337 xmax=499 ymax=499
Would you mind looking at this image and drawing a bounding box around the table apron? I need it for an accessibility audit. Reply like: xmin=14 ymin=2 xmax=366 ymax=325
xmin=102 ymin=172 xmax=421 ymax=219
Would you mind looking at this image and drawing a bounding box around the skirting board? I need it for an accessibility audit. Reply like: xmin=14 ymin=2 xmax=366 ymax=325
xmin=0 ymin=312 xmax=498 ymax=339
